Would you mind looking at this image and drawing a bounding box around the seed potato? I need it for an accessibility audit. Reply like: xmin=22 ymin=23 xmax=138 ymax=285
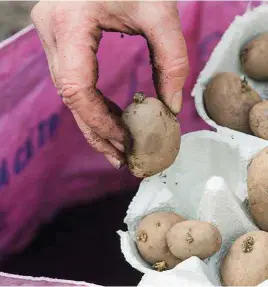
xmin=249 ymin=100 xmax=268 ymax=140
xmin=166 ymin=220 xmax=222 ymax=260
xmin=248 ymin=146 xmax=268 ymax=231
xmin=204 ymin=72 xmax=261 ymax=133
xmin=122 ymin=92 xmax=181 ymax=178
xmin=136 ymin=211 xmax=185 ymax=271
xmin=221 ymin=231 xmax=268 ymax=286
xmin=240 ymin=33 xmax=268 ymax=81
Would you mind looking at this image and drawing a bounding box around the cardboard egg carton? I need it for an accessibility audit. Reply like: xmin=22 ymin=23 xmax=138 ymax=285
xmin=118 ymin=4 xmax=268 ymax=286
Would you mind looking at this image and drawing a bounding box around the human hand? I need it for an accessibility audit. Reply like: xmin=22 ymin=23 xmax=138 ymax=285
xmin=31 ymin=1 xmax=189 ymax=169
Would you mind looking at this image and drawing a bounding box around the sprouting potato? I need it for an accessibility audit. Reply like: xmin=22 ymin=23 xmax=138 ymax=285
xmin=221 ymin=231 xmax=268 ymax=286
xmin=204 ymin=72 xmax=261 ymax=133
xmin=240 ymin=33 xmax=268 ymax=81
xmin=136 ymin=211 xmax=185 ymax=271
xmin=122 ymin=92 xmax=181 ymax=178
xmin=166 ymin=220 xmax=222 ymax=260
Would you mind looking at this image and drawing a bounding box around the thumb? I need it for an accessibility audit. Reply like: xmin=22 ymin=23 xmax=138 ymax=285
xmin=143 ymin=5 xmax=189 ymax=114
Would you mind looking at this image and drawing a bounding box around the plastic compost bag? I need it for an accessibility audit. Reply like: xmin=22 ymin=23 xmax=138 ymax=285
xmin=0 ymin=272 xmax=100 ymax=286
xmin=0 ymin=0 xmax=255 ymax=285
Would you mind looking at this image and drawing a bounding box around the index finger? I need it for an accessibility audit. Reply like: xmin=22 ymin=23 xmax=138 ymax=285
xmin=52 ymin=4 xmax=131 ymax=147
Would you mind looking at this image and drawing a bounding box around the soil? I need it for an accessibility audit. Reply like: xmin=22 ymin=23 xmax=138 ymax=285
xmin=0 ymin=189 xmax=141 ymax=286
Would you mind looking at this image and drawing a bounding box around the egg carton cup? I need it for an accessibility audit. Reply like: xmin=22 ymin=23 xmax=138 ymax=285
xmin=136 ymin=256 xmax=268 ymax=287
xmin=193 ymin=4 xmax=268 ymax=137
xmin=118 ymin=4 xmax=268 ymax=287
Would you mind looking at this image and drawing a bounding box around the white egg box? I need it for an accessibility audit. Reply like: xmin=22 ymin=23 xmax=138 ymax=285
xmin=118 ymin=4 xmax=268 ymax=286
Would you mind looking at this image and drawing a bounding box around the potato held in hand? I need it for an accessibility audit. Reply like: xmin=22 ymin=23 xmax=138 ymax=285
xmin=221 ymin=231 xmax=268 ymax=286
xmin=166 ymin=220 xmax=222 ymax=260
xmin=122 ymin=93 xmax=181 ymax=178
xmin=240 ymin=33 xmax=268 ymax=81
xmin=250 ymin=101 xmax=268 ymax=140
xmin=204 ymin=72 xmax=261 ymax=133
xmin=248 ymin=146 xmax=268 ymax=231
xmin=136 ymin=211 xmax=185 ymax=271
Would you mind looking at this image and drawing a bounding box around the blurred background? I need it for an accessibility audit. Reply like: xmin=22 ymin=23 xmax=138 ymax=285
xmin=0 ymin=2 xmax=36 ymax=41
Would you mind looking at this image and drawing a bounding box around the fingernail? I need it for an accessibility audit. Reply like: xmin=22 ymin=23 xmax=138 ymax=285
xmin=110 ymin=140 xmax=125 ymax=152
xmin=105 ymin=154 xmax=123 ymax=169
xmin=171 ymin=91 xmax=183 ymax=114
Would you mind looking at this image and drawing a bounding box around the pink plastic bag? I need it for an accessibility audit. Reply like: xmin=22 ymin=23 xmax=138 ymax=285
xmin=0 ymin=272 xmax=97 ymax=286
xmin=0 ymin=0 xmax=253 ymax=261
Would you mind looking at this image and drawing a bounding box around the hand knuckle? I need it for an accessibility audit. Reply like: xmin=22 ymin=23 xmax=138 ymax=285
xmin=51 ymin=5 xmax=70 ymax=32
xmin=150 ymin=3 xmax=177 ymax=26
xmin=60 ymin=83 xmax=84 ymax=109
xmin=30 ymin=3 xmax=43 ymax=23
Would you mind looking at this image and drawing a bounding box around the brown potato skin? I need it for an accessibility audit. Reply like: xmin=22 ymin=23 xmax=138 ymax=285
xmin=136 ymin=211 xmax=185 ymax=269
xmin=248 ymin=147 xmax=268 ymax=231
xmin=249 ymin=101 xmax=268 ymax=139
xmin=122 ymin=95 xmax=181 ymax=178
xmin=166 ymin=220 xmax=222 ymax=260
xmin=221 ymin=231 xmax=268 ymax=286
xmin=240 ymin=33 xmax=268 ymax=81
xmin=204 ymin=72 xmax=261 ymax=133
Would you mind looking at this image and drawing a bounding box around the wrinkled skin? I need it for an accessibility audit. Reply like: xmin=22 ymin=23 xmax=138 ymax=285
xmin=31 ymin=1 xmax=189 ymax=169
